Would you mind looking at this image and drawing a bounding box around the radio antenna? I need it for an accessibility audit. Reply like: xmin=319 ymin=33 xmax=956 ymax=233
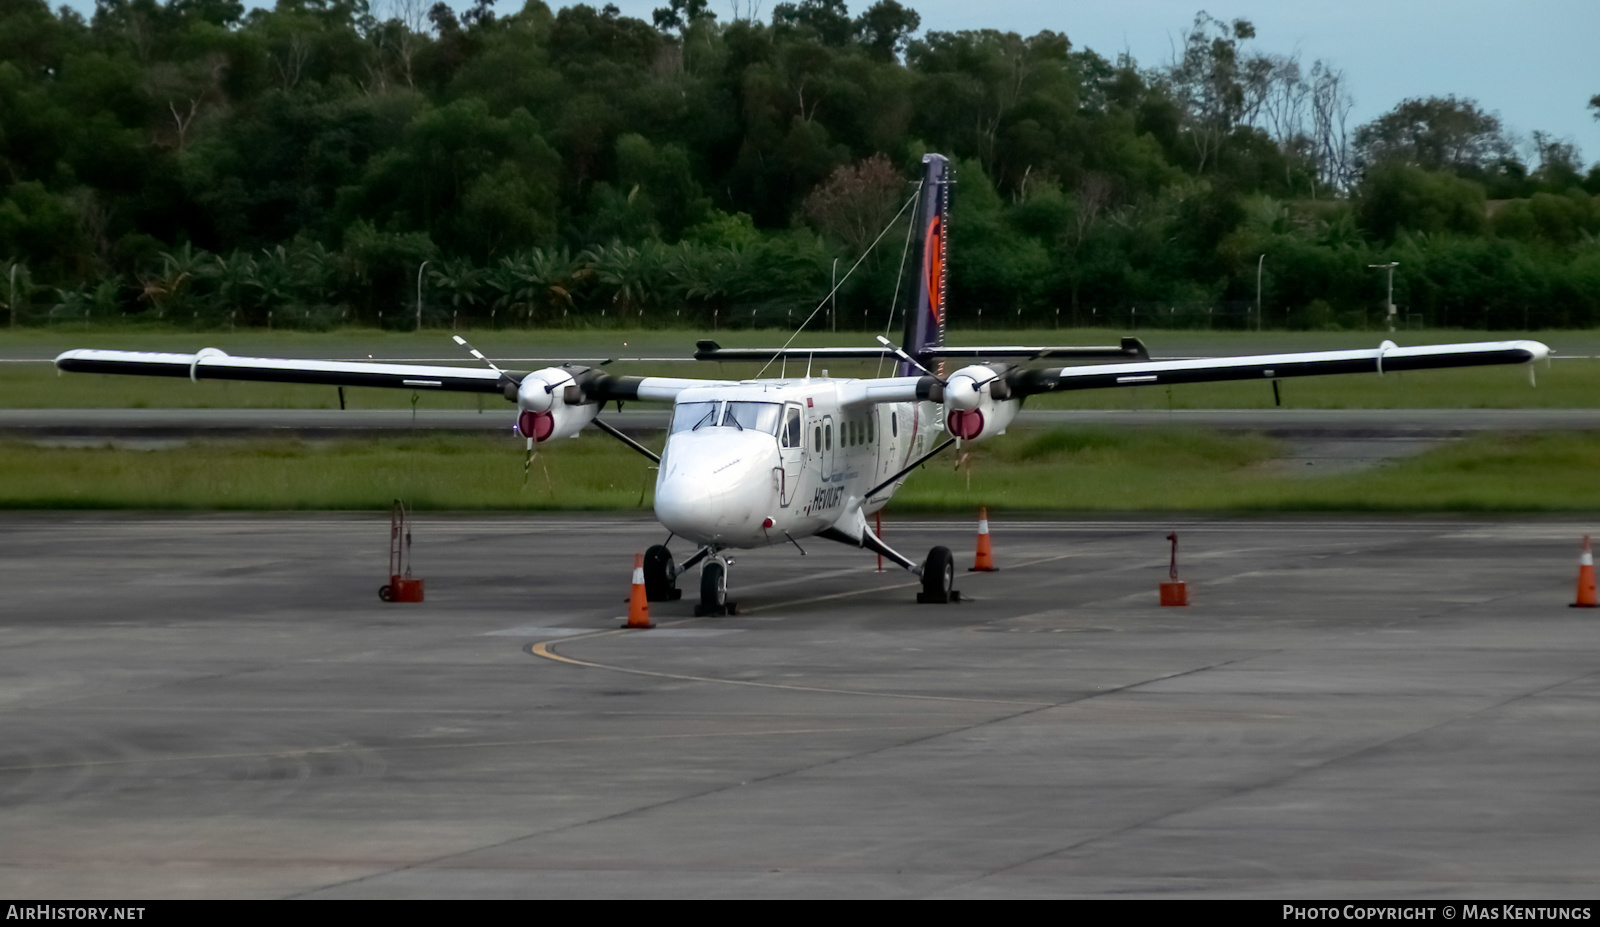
xmin=755 ymin=182 xmax=923 ymax=379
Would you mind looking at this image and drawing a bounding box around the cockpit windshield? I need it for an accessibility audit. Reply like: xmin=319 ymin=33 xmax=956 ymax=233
xmin=721 ymin=401 xmax=782 ymax=435
xmin=671 ymin=401 xmax=719 ymax=433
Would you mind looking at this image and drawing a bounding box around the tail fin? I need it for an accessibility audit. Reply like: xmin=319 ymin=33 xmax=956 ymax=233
xmin=900 ymin=153 xmax=949 ymax=378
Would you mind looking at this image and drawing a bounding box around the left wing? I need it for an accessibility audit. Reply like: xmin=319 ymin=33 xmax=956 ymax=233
xmin=1007 ymin=340 xmax=1550 ymax=396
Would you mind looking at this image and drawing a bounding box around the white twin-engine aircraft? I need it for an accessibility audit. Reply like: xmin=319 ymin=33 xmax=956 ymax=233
xmin=56 ymin=155 xmax=1550 ymax=615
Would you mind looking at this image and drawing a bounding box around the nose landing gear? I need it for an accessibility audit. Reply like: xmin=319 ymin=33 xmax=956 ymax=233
xmin=695 ymin=555 xmax=738 ymax=617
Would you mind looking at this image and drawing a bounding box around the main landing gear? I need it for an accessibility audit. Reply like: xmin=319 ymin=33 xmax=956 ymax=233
xmin=815 ymin=517 xmax=960 ymax=605
xmin=916 ymin=544 xmax=961 ymax=604
xmin=642 ymin=545 xmax=681 ymax=602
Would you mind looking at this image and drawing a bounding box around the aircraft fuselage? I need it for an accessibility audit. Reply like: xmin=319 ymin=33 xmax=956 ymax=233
xmin=654 ymin=378 xmax=943 ymax=548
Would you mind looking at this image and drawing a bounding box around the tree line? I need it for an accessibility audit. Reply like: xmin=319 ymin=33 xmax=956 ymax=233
xmin=0 ymin=0 xmax=1597 ymax=332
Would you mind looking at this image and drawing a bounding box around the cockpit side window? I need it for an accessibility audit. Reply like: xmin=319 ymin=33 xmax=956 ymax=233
xmin=782 ymin=407 xmax=801 ymax=448
xmin=671 ymin=401 xmax=720 ymax=433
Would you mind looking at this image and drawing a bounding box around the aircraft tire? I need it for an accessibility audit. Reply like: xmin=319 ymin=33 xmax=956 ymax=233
xmin=696 ymin=561 xmax=729 ymax=616
xmin=643 ymin=544 xmax=681 ymax=601
xmin=918 ymin=546 xmax=957 ymax=604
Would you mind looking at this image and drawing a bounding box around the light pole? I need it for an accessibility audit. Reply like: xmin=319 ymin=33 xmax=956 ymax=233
xmin=416 ymin=260 xmax=428 ymax=332
xmin=830 ymin=258 xmax=838 ymax=333
xmin=1256 ymin=253 xmax=1265 ymax=332
xmin=1368 ymin=261 xmax=1399 ymax=332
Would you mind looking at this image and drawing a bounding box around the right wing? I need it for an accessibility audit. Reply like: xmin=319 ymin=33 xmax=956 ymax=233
xmin=53 ymin=347 xmax=724 ymax=403
xmin=56 ymin=348 xmax=510 ymax=394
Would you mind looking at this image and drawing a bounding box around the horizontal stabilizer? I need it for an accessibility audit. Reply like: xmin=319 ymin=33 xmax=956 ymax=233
xmin=694 ymin=338 xmax=1148 ymax=363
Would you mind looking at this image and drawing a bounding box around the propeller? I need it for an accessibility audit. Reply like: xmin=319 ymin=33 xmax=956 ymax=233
xmin=874 ymin=335 xmax=936 ymax=378
xmin=451 ymin=334 xmax=514 ymax=381
xmin=449 ymin=335 xmax=538 ymax=483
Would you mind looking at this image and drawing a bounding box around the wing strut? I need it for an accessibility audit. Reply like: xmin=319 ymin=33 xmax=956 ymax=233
xmin=815 ymin=521 xmax=919 ymax=572
xmin=863 ymin=437 xmax=957 ymax=502
xmin=590 ymin=417 xmax=661 ymax=464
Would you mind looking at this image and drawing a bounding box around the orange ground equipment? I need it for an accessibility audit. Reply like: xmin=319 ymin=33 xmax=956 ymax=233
xmin=623 ymin=552 xmax=655 ymax=629
xmin=1160 ymin=531 xmax=1188 ymax=606
xmin=1573 ymin=535 xmax=1597 ymax=608
xmin=970 ymin=507 xmax=998 ymax=572
xmin=379 ymin=499 xmax=424 ymax=603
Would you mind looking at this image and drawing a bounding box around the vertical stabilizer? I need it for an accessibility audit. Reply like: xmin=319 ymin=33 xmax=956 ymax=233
xmin=900 ymin=154 xmax=949 ymax=377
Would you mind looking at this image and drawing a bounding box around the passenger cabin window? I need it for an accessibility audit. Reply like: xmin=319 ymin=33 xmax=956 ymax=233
xmin=672 ymin=401 xmax=719 ymax=433
xmin=814 ymin=426 xmax=822 ymax=452
xmin=891 ymin=412 xmax=898 ymax=437
xmin=867 ymin=415 xmax=874 ymax=443
xmin=721 ymin=401 xmax=782 ymax=434
xmin=825 ymin=423 xmax=832 ymax=450
xmin=782 ymin=407 xmax=801 ymax=448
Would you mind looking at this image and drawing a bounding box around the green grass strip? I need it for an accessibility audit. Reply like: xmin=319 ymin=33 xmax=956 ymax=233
xmin=4 ymin=427 xmax=1600 ymax=512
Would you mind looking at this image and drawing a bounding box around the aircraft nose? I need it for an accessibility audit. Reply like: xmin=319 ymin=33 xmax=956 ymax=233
xmin=655 ymin=470 xmax=718 ymax=538
xmin=654 ymin=430 xmax=780 ymax=545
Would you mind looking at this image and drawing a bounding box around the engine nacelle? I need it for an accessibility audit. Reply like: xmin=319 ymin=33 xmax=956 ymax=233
xmin=515 ymin=366 xmax=599 ymax=442
xmin=943 ymin=364 xmax=1019 ymax=443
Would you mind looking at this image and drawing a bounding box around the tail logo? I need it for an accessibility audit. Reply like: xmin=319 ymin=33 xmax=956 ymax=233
xmin=925 ymin=215 xmax=943 ymax=324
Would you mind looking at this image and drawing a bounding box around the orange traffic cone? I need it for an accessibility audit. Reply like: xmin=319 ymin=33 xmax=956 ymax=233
xmin=1572 ymin=536 xmax=1597 ymax=608
xmin=623 ymin=553 xmax=655 ymax=628
xmin=1160 ymin=531 xmax=1188 ymax=606
xmin=970 ymin=507 xmax=998 ymax=572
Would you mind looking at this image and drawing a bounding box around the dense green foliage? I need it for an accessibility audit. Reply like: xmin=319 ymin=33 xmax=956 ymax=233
xmin=0 ymin=0 xmax=1596 ymax=332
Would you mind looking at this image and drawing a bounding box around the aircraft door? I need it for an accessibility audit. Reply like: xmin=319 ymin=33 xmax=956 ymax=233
xmin=820 ymin=414 xmax=835 ymax=481
xmin=884 ymin=406 xmax=902 ymax=477
xmin=777 ymin=403 xmax=803 ymax=507
xmin=872 ymin=405 xmax=886 ymax=481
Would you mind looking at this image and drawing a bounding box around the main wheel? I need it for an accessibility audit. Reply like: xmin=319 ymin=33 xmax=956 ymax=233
xmin=919 ymin=545 xmax=956 ymax=603
xmin=697 ymin=560 xmax=728 ymax=616
xmin=643 ymin=544 xmax=681 ymax=601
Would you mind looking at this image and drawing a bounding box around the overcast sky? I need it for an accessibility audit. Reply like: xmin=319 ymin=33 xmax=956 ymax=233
xmin=60 ymin=0 xmax=1600 ymax=165
xmin=587 ymin=0 xmax=1600 ymax=166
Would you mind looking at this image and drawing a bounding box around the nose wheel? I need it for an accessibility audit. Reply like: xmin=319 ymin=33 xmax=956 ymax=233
xmin=695 ymin=557 xmax=738 ymax=617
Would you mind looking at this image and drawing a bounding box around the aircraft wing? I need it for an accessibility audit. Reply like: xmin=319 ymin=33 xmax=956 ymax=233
xmin=56 ymin=348 xmax=510 ymax=393
xmin=53 ymin=348 xmax=725 ymax=403
xmin=1007 ymin=340 xmax=1550 ymax=395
